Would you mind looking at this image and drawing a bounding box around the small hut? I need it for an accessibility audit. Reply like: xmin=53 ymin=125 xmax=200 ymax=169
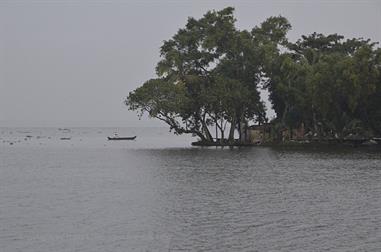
xmin=246 ymin=124 xmax=271 ymax=144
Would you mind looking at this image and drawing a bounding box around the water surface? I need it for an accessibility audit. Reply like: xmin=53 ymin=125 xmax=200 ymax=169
xmin=1 ymin=127 xmax=380 ymax=251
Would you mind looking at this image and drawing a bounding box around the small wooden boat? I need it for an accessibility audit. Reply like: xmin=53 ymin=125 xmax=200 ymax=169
xmin=107 ymin=136 xmax=136 ymax=141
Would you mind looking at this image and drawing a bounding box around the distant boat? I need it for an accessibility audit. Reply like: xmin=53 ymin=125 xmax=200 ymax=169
xmin=60 ymin=137 xmax=71 ymax=140
xmin=107 ymin=136 xmax=136 ymax=141
xmin=58 ymin=128 xmax=71 ymax=132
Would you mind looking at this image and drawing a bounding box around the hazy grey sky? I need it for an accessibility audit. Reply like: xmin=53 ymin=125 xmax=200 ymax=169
xmin=1 ymin=0 xmax=380 ymax=127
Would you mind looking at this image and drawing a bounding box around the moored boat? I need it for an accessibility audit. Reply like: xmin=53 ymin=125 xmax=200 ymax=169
xmin=107 ymin=136 xmax=136 ymax=141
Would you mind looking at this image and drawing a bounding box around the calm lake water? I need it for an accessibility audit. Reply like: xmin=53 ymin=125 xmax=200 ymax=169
xmin=1 ymin=127 xmax=381 ymax=251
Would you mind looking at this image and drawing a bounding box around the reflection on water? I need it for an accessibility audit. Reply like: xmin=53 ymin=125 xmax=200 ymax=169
xmin=1 ymin=128 xmax=380 ymax=251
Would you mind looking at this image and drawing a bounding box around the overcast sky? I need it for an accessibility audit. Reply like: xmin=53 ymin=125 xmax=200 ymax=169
xmin=1 ymin=0 xmax=380 ymax=127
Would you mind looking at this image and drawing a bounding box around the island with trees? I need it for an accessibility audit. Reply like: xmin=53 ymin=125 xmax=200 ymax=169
xmin=125 ymin=7 xmax=381 ymax=146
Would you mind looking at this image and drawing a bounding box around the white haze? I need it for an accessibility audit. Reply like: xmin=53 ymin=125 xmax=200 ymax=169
xmin=1 ymin=0 xmax=380 ymax=127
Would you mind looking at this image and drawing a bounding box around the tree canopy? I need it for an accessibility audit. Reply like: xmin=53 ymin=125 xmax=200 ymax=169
xmin=266 ymin=32 xmax=381 ymax=138
xmin=126 ymin=7 xmax=381 ymax=144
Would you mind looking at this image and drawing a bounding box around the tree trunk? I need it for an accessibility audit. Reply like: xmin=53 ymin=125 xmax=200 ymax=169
xmin=312 ymin=105 xmax=318 ymax=135
xmin=215 ymin=120 xmax=218 ymax=142
xmin=201 ymin=120 xmax=213 ymax=142
xmin=239 ymin=117 xmax=247 ymax=144
xmin=282 ymin=102 xmax=289 ymax=127
xmin=219 ymin=118 xmax=224 ymax=144
xmin=228 ymin=116 xmax=236 ymax=145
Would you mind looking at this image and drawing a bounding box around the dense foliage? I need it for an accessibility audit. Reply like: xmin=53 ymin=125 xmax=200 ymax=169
xmin=126 ymin=7 xmax=381 ymax=143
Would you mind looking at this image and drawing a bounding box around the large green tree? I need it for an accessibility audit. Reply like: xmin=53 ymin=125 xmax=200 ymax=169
xmin=126 ymin=7 xmax=275 ymax=143
xmin=265 ymin=32 xmax=381 ymax=139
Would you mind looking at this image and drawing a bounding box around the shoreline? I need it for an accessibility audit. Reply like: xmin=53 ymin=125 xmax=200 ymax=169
xmin=191 ymin=138 xmax=381 ymax=148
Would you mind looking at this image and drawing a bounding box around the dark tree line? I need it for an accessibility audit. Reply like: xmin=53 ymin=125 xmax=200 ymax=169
xmin=125 ymin=7 xmax=381 ymax=143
